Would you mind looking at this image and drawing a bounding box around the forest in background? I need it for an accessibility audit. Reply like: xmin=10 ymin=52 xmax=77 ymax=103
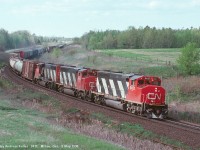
xmin=0 ymin=28 xmax=65 ymax=51
xmin=74 ymin=26 xmax=200 ymax=50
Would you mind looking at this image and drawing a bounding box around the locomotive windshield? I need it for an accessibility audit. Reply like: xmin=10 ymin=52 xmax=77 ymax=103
xmin=136 ymin=77 xmax=161 ymax=87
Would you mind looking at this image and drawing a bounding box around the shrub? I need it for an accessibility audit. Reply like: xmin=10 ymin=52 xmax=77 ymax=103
xmin=177 ymin=42 xmax=200 ymax=75
xmin=51 ymin=48 xmax=62 ymax=58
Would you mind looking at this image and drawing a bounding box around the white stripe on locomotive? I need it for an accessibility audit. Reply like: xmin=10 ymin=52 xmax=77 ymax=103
xmin=63 ymin=72 xmax=67 ymax=86
xmin=72 ymin=73 xmax=76 ymax=86
xmin=60 ymin=72 xmax=63 ymax=84
xmin=126 ymin=81 xmax=129 ymax=88
xmin=117 ymin=80 xmax=125 ymax=98
xmin=47 ymin=69 xmax=50 ymax=79
xmin=101 ymin=78 xmax=109 ymax=95
xmin=45 ymin=69 xmax=47 ymax=78
xmin=50 ymin=69 xmax=53 ymax=81
xmin=53 ymin=70 xmax=56 ymax=82
xmin=109 ymin=79 xmax=117 ymax=97
xmin=68 ymin=73 xmax=72 ymax=86
xmin=96 ymin=78 xmax=101 ymax=93
xmin=44 ymin=69 xmax=47 ymax=78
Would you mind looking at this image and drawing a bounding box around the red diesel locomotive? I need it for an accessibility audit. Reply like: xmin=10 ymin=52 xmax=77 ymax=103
xmin=9 ymin=57 xmax=168 ymax=119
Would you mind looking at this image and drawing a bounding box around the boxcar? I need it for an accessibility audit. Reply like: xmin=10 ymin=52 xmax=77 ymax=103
xmin=22 ymin=60 xmax=37 ymax=80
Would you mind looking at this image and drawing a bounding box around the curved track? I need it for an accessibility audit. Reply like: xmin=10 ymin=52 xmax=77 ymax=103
xmin=3 ymin=65 xmax=200 ymax=149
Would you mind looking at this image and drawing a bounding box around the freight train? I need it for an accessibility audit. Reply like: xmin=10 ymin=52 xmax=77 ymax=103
xmin=9 ymin=56 xmax=168 ymax=119
xmin=6 ymin=46 xmax=46 ymax=59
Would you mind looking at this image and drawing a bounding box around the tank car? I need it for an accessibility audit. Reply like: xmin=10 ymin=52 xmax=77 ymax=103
xmin=9 ymin=57 xmax=23 ymax=74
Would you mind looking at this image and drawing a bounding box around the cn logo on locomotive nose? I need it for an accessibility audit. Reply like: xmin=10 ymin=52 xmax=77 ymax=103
xmin=89 ymin=82 xmax=95 ymax=88
xmin=147 ymin=93 xmax=161 ymax=100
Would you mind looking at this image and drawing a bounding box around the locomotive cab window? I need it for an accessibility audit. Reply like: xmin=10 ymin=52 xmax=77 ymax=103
xmin=82 ymin=71 xmax=87 ymax=77
xmin=138 ymin=79 xmax=144 ymax=86
xmin=151 ymin=80 xmax=161 ymax=86
xmin=145 ymin=78 xmax=150 ymax=85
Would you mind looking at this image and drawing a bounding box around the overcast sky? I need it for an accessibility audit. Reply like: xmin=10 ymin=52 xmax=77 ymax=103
xmin=1 ymin=0 xmax=200 ymax=37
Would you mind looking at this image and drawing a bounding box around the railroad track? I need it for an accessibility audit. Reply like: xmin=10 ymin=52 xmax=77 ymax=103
xmin=3 ymin=65 xmax=200 ymax=149
xmin=166 ymin=118 xmax=200 ymax=131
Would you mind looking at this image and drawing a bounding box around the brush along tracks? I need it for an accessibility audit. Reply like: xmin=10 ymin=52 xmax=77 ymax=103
xmin=3 ymin=65 xmax=200 ymax=149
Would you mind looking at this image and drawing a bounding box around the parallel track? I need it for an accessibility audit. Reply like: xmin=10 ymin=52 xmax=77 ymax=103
xmin=3 ymin=65 xmax=200 ymax=149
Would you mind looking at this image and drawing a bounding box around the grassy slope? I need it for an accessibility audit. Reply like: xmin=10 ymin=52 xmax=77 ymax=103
xmin=0 ymin=79 xmax=176 ymax=150
xmin=0 ymin=99 xmax=124 ymax=150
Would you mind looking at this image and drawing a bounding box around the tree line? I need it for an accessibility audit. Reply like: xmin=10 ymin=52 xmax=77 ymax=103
xmin=74 ymin=26 xmax=200 ymax=50
xmin=0 ymin=28 xmax=63 ymax=51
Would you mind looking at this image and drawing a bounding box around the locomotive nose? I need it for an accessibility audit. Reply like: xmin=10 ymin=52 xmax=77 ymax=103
xmin=144 ymin=86 xmax=165 ymax=105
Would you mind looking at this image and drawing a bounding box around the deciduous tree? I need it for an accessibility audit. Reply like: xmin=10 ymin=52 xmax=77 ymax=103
xmin=177 ymin=42 xmax=200 ymax=75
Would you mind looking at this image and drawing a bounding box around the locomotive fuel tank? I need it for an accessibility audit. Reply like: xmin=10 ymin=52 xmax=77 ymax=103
xmin=105 ymin=99 xmax=126 ymax=110
xmin=63 ymin=88 xmax=75 ymax=96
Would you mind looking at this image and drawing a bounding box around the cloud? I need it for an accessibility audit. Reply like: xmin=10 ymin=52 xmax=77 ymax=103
xmin=7 ymin=0 xmax=200 ymax=19
xmin=9 ymin=1 xmax=71 ymax=15
xmin=9 ymin=0 xmax=102 ymax=16
xmin=191 ymin=0 xmax=200 ymax=6
xmin=148 ymin=0 xmax=160 ymax=9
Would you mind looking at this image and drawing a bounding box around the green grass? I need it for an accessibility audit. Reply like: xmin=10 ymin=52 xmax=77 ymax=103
xmin=0 ymin=99 xmax=124 ymax=150
xmin=96 ymin=48 xmax=181 ymax=77
xmin=169 ymin=110 xmax=200 ymax=124
xmin=0 ymin=62 xmax=5 ymax=68
xmin=91 ymin=113 xmax=189 ymax=149
xmin=40 ymin=47 xmax=181 ymax=77
xmin=0 ymin=63 xmax=12 ymax=89
xmin=0 ymin=78 xmax=13 ymax=89
xmin=65 ymin=108 xmax=80 ymax=114
xmin=141 ymin=66 xmax=178 ymax=77
xmin=136 ymin=48 xmax=181 ymax=52
xmin=99 ymin=48 xmax=181 ymax=64
xmin=16 ymin=89 xmax=61 ymax=109
xmin=102 ymin=50 xmax=151 ymax=61
xmin=91 ymin=113 xmax=112 ymax=125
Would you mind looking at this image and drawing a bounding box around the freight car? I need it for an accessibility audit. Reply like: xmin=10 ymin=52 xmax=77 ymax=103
xmin=6 ymin=45 xmax=46 ymax=59
xmin=9 ymin=57 xmax=23 ymax=74
xmin=19 ymin=47 xmax=45 ymax=59
xmin=9 ymin=57 xmax=168 ymax=119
